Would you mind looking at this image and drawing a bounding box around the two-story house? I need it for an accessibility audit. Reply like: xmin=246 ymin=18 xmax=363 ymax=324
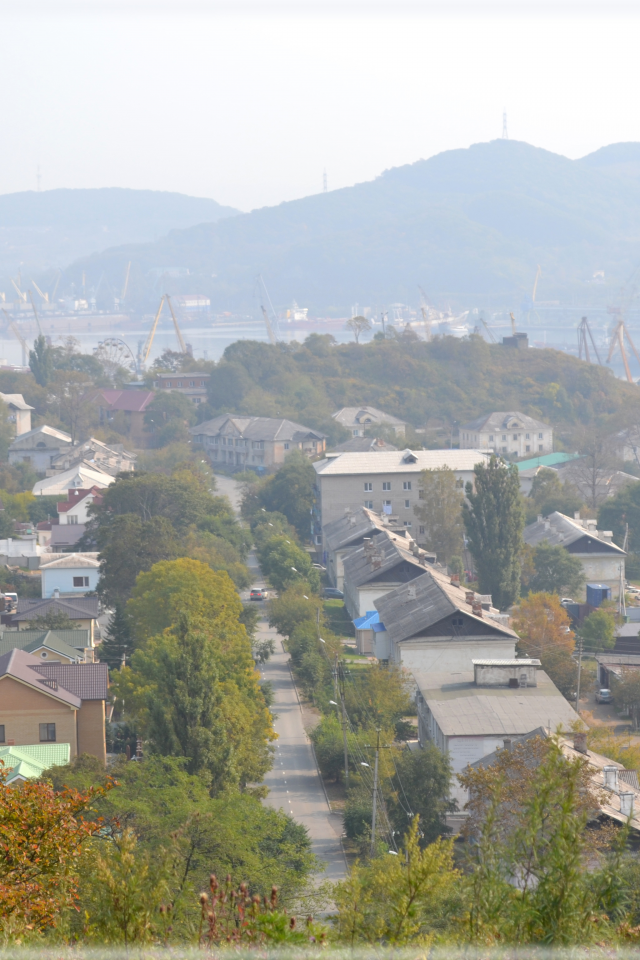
xmin=87 ymin=389 xmax=155 ymax=443
xmin=154 ymin=371 xmax=210 ymax=405
xmin=459 ymin=411 xmax=553 ymax=458
xmin=191 ymin=414 xmax=326 ymax=472
xmin=332 ymin=406 xmax=406 ymax=438
xmin=8 ymin=425 xmax=74 ymax=472
xmin=342 ymin=530 xmax=436 ymax=619
xmin=39 ymin=554 xmax=100 ymax=598
xmin=12 ymin=596 xmax=100 ymax=644
xmin=323 ymin=506 xmax=403 ymax=590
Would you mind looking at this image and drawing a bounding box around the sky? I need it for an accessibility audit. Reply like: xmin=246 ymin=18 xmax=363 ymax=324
xmin=1 ymin=0 xmax=640 ymax=212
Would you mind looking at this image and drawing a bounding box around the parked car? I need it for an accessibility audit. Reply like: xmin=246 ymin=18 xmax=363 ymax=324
xmin=312 ymin=563 xmax=326 ymax=571
xmin=595 ymin=688 xmax=613 ymax=704
xmin=323 ymin=587 xmax=344 ymax=600
xmin=250 ymin=587 xmax=268 ymax=601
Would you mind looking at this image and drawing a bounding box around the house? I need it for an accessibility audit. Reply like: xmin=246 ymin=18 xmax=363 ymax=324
xmin=0 ymin=743 xmax=70 ymax=784
xmin=374 ymin=566 xmax=517 ymax=669
xmin=154 ymin=371 xmax=210 ymax=405
xmin=352 ymin=610 xmax=389 ymax=655
xmin=330 ymin=437 xmax=398 ymax=454
xmin=459 ymin=411 xmax=553 ymax=458
xmin=8 ymin=425 xmax=74 ymax=472
xmin=0 ymin=649 xmax=108 ymax=764
xmin=523 ymin=511 xmax=626 ymax=599
xmin=32 ymin=462 xmax=114 ymax=497
xmin=323 ymin=506 xmax=403 ymax=590
xmin=12 ymin=596 xmax=100 ymax=644
xmin=49 ymin=486 xmax=104 ymax=549
xmin=0 ymin=627 xmax=93 ymax=663
xmin=191 ymin=414 xmax=326 ymax=472
xmin=342 ymin=529 xmax=436 ymax=619
xmin=47 ymin=438 xmax=136 ymax=477
xmin=414 ymin=659 xmax=582 ymax=808
xmin=0 ymin=534 xmax=43 ymax=569
xmin=39 ymin=554 xmax=100 ymax=598
xmin=515 ymin=452 xmax=582 ymax=495
xmin=332 ymin=406 xmax=406 ymax=438
xmin=0 ymin=392 xmax=33 ymax=436
xmin=313 ymin=449 xmax=490 ymax=549
xmin=88 ymin=389 xmax=155 ymax=443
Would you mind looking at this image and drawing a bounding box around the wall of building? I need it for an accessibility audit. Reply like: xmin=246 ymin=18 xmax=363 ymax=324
xmin=77 ymin=699 xmax=106 ymax=764
xmin=573 ymin=554 xmax=625 ymax=600
xmin=345 ymin=581 xmax=400 ymax=619
xmin=394 ymin=638 xmax=516 ymax=672
xmin=41 ymin=568 xmax=100 ymax=599
xmin=447 ymin=735 xmax=507 ymax=807
xmin=460 ymin=427 xmax=552 ymax=457
xmin=0 ymin=677 xmax=77 ymax=755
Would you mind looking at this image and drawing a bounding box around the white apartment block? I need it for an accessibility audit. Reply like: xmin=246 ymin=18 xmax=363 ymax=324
xmin=459 ymin=411 xmax=552 ymax=459
xmin=313 ymin=449 xmax=490 ymax=550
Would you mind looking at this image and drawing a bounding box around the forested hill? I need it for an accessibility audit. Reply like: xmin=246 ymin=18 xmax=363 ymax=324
xmin=69 ymin=139 xmax=640 ymax=313
xmin=199 ymin=334 xmax=640 ymax=448
xmin=0 ymin=188 xmax=239 ymax=275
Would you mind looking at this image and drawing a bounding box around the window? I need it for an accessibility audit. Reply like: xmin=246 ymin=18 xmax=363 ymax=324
xmin=502 ymin=446 xmax=507 ymax=453
xmin=539 ymin=444 xmax=543 ymax=451
xmin=40 ymin=723 xmax=56 ymax=742
xmin=418 ymin=490 xmax=424 ymax=500
xmin=502 ymin=434 xmax=507 ymax=441
xmin=419 ymin=526 xmax=425 ymax=534
xmin=526 ymin=445 xmax=531 ymax=452
xmin=352 ymin=429 xmax=358 ymax=436
xmin=403 ymin=481 xmax=412 ymax=490
xmin=200 ymin=380 xmax=205 ymax=387
xmin=364 ymin=500 xmax=373 ymax=509
xmin=194 ymin=397 xmax=201 ymax=404
xmin=513 ymin=434 xmax=518 ymax=440
xmin=364 ymin=482 xmax=372 ymax=491
xmin=73 ymin=576 xmax=90 ymax=587
xmin=284 ymin=443 xmax=290 ymax=450
xmin=452 ymin=617 xmax=464 ymax=627
xmin=538 ymin=433 xmax=543 ymax=439
xmin=405 ymin=499 xmax=410 ymax=508
xmin=177 ymin=381 xmax=183 ymax=387
xmin=189 ymin=380 xmax=195 ymax=387
xmin=166 ymin=381 xmax=171 ymax=388
xmin=525 ymin=433 xmax=530 ymax=439
xmin=68 ymin=515 xmax=78 ymax=525
xmin=489 ymin=434 xmax=494 ymax=441
xmin=0 ymin=725 xmax=4 ymax=743
xmin=382 ymin=500 xmax=392 ymax=514
xmin=382 ymin=482 xmax=391 ymax=491
xmin=403 ymin=520 xmax=412 ymax=527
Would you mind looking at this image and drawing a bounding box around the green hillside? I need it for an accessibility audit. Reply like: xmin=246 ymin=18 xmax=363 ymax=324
xmin=198 ymin=334 xmax=640 ymax=447
xmin=68 ymin=139 xmax=640 ymax=313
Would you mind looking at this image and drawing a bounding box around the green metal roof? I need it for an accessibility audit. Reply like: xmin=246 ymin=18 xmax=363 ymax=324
xmin=516 ymin=452 xmax=581 ymax=473
xmin=0 ymin=743 xmax=70 ymax=782
xmin=0 ymin=631 xmax=86 ymax=662
xmin=0 ymin=629 xmax=90 ymax=649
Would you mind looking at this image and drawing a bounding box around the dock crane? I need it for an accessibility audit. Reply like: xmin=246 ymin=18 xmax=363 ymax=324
xmin=121 ymin=261 xmax=132 ymax=302
xmin=607 ymin=320 xmax=640 ymax=383
xmin=577 ymin=316 xmax=602 ymax=365
xmin=2 ymin=308 xmax=28 ymax=365
xmin=165 ymin=295 xmax=188 ymax=354
xmin=10 ymin=278 xmax=26 ymax=304
xmin=255 ymin=275 xmax=279 ymax=344
xmin=481 ymin=317 xmax=497 ymax=343
xmin=138 ymin=294 xmax=189 ymax=370
xmin=31 ymin=281 xmax=50 ymax=304
xmin=27 ymin=290 xmax=43 ymax=337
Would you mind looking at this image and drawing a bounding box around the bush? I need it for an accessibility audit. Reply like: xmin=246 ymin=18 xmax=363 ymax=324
xmin=311 ymin=714 xmax=346 ymax=782
xmin=343 ymin=795 xmax=372 ymax=840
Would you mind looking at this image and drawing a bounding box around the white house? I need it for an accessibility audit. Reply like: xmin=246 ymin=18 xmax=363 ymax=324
xmin=33 ymin=463 xmax=114 ymax=497
xmin=0 ymin=393 xmax=33 ymax=437
xmin=332 ymin=406 xmax=406 ymax=438
xmin=459 ymin=411 xmax=553 ymax=458
xmin=323 ymin=507 xmax=403 ymax=591
xmin=9 ymin=425 xmax=73 ymax=473
xmin=39 ymin=554 xmax=100 ymax=598
xmin=57 ymin=486 xmax=103 ymax=526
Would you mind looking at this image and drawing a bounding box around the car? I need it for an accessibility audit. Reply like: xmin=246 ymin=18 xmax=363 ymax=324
xmin=595 ymin=688 xmax=613 ymax=704
xmin=560 ymin=598 xmax=575 ymax=605
xmin=323 ymin=587 xmax=344 ymax=600
xmin=312 ymin=563 xmax=326 ymax=571
xmin=249 ymin=587 xmax=268 ymax=601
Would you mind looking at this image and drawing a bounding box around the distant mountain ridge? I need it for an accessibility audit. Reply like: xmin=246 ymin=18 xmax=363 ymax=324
xmin=0 ymin=187 xmax=239 ymax=277
xmin=66 ymin=140 xmax=640 ymax=312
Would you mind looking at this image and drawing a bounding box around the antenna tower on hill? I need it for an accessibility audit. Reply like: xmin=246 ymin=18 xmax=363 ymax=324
xmin=502 ymin=111 xmax=508 ymax=139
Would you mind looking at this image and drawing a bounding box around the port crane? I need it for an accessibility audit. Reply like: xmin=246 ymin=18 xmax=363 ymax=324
xmin=577 ymin=316 xmax=602 ymax=365
xmin=27 ymin=291 xmax=43 ymax=337
xmin=138 ymin=294 xmax=189 ymax=369
xmin=255 ymin=275 xmax=279 ymax=344
xmin=481 ymin=317 xmax=497 ymax=343
xmin=10 ymin=278 xmax=27 ymax=304
xmin=607 ymin=320 xmax=640 ymax=383
xmin=2 ymin=308 xmax=29 ymax=365
xmin=31 ymin=281 xmax=50 ymax=304
xmin=121 ymin=261 xmax=132 ymax=302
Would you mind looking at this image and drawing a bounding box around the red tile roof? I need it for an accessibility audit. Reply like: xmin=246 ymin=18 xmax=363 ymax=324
xmin=57 ymin=486 xmax=103 ymax=513
xmin=91 ymin=389 xmax=154 ymax=413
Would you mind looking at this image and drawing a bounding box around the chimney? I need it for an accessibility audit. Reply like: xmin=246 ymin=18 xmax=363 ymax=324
xmin=408 ymin=584 xmax=417 ymax=600
xmin=411 ymin=542 xmax=419 ymax=556
xmin=573 ymin=731 xmax=588 ymax=755
xmin=465 ymin=590 xmax=475 ymax=604
xmin=603 ymin=765 xmax=619 ymax=791
xmin=620 ymin=792 xmax=635 ymax=818
xmin=450 ymin=574 xmax=460 ymax=586
xmin=503 ymin=737 xmax=512 ymax=751
xmin=574 ymin=511 xmax=581 ymax=520
xmin=471 ymin=601 xmax=483 ymax=618
xmin=53 ymin=588 xmax=60 ymax=599
xmin=537 ymin=514 xmax=543 ymax=523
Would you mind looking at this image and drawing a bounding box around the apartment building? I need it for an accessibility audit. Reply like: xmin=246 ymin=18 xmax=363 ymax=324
xmin=153 ymin=372 xmax=210 ymax=405
xmin=459 ymin=411 xmax=552 ymax=458
xmin=191 ymin=414 xmax=326 ymax=472
xmin=313 ymin=449 xmax=490 ymax=549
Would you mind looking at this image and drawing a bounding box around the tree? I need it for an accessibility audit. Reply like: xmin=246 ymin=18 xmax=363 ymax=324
xmin=599 ymin=480 xmax=640 ymax=551
xmin=523 ymin=542 xmax=585 ymax=597
xmin=611 ymin=669 xmax=640 ymax=728
xmin=344 ymin=315 xmax=372 ymax=344
xmin=463 ymin=455 xmax=524 ymax=609
xmin=267 ymin=584 xmax=324 ymax=638
xmin=97 ymin=514 xmax=180 ymax=606
xmin=512 ymin=592 xmax=579 ymax=700
xmin=98 ymin=601 xmax=133 ymax=669
xmin=386 ymin=743 xmax=455 ymax=845
xmin=30 ymin=611 xmax=80 ymax=630
xmin=29 ymin=334 xmax=55 ymax=387
xmin=257 ymin=535 xmax=320 ymax=593
xmin=525 ymin=467 xmax=583 ymax=524
xmin=413 ymin=468 xmax=464 ymax=564
xmin=49 ymin=370 xmax=99 ymax=441
xmin=563 ymin=432 xmax=621 ymax=511
xmin=245 ymin=452 xmax=317 ymax=541
xmin=143 ymin=391 xmax=197 ymax=448
xmin=578 ymin=607 xmax=616 ymax=652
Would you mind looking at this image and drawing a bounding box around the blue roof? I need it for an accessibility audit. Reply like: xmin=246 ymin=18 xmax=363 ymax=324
xmin=516 ymin=452 xmax=580 ymax=473
xmin=353 ymin=610 xmax=380 ymax=629
xmin=372 ymin=621 xmax=387 ymax=633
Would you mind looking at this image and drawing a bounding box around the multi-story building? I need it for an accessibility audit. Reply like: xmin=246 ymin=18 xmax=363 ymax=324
xmin=0 ymin=393 xmax=33 ymax=437
xmin=8 ymin=425 xmax=74 ymax=472
xmin=333 ymin=406 xmax=406 ymax=438
xmin=459 ymin=411 xmax=552 ymax=458
xmin=313 ymin=449 xmax=490 ymax=550
xmin=191 ymin=414 xmax=326 ymax=472
xmin=153 ymin=372 xmax=210 ymax=405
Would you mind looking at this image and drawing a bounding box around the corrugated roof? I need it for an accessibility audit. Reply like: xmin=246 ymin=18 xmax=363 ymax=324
xmin=0 ymin=628 xmax=90 ymax=649
xmin=332 ymin=406 xmax=406 ymax=428
xmin=0 ymin=631 xmax=85 ymax=661
xmin=90 ymin=389 xmax=154 ymax=413
xmin=0 ymin=649 xmax=81 ymax=707
xmin=516 ymin=452 xmax=581 ymax=472
xmin=323 ymin=506 xmax=397 ymax=554
xmin=314 ymin=449 xmax=490 ymax=476
xmin=330 ymin=437 xmax=399 ymax=453
xmin=9 ymin=424 xmax=72 ymax=447
xmin=191 ymin=414 xmax=325 ymax=442
xmin=461 ymin=411 xmax=549 ymax=433
xmin=374 ymin=564 xmax=518 ymax=643
xmin=342 ymin=530 xmax=434 ymax=590
xmin=33 ymin=464 xmax=114 ymax=497
xmin=14 ymin=597 xmax=99 ymax=621
xmin=0 ymin=393 xmax=34 ymax=412
xmin=415 ymin=669 xmax=580 ymax=736
xmin=32 ymin=662 xmax=108 ymax=700
xmin=40 ymin=553 xmax=100 ymax=570
xmin=523 ymin=511 xmax=625 ymax=554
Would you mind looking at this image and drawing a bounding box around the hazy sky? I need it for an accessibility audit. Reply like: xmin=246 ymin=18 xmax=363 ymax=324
xmin=2 ymin=0 xmax=640 ymax=211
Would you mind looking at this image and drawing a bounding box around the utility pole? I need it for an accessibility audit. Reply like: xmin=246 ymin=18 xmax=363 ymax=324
xmin=339 ymin=663 xmax=349 ymax=788
xmin=575 ymin=636 xmax=583 ymax=715
xmin=370 ymin=727 xmax=380 ymax=857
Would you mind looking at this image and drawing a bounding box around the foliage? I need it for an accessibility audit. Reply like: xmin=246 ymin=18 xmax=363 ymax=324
xmin=29 ymin=334 xmax=55 ymax=387
xmin=599 ymin=479 xmax=640 ymax=551
xmin=311 ymin=714 xmax=349 ymax=783
xmin=30 ymin=611 xmax=80 ymax=631
xmin=268 ymin=584 xmax=324 ymax=638
xmin=143 ymin=391 xmax=197 ymax=448
xmin=513 ymin=592 xmax=580 ymax=699
xmin=96 ymin=514 xmax=180 ymax=606
xmin=333 ymin=817 xmax=460 ymax=945
xmin=525 ymin=467 xmax=584 ymax=524
xmin=258 ymin=535 xmax=320 ymax=593
xmin=611 ymin=668 xmax=640 ymax=727
xmin=463 ymin=455 xmax=524 ymax=610
xmin=386 ymin=743 xmax=455 ymax=844
xmin=522 ymin=542 xmax=585 ymax=597
xmin=343 ymin=663 xmax=413 ymax=731
xmin=413 ymin=467 xmax=464 ymax=564
xmin=578 ymin=607 xmax=616 ymax=652
xmin=345 ymin=315 xmax=372 ymax=344
xmin=0 ymin=763 xmax=112 ymax=935
xmin=98 ymin=601 xmax=133 ymax=669
xmin=243 ymin=451 xmax=318 ymax=541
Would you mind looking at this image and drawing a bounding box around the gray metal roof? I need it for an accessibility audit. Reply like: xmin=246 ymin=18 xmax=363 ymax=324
xmin=0 ymin=629 xmax=90 ymax=649
xmin=472 ymin=658 xmax=540 ymax=666
xmin=461 ymin=411 xmax=549 ymax=433
xmin=314 ymin=449 xmax=491 ymax=476
xmin=190 ymin=414 xmax=325 ymax=442
xmin=0 ymin=631 xmax=85 ymax=661
xmin=342 ymin=530 xmax=434 ymax=589
xmin=32 ymin=662 xmax=109 ymax=700
xmin=374 ymin=565 xmax=519 ymax=643
xmin=523 ymin=511 xmax=625 ymax=555
xmin=332 ymin=406 xmax=406 ymax=428
xmin=323 ymin=507 xmax=396 ymax=554
xmin=330 ymin=437 xmax=399 ymax=453
xmin=415 ymin=669 xmax=580 ymax=737
xmin=14 ymin=597 xmax=100 ymax=621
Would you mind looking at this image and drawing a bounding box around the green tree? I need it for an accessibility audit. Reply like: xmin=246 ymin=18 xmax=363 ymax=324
xmin=258 ymin=535 xmax=320 ymax=593
xmin=28 ymin=334 xmax=55 ymax=387
xmin=578 ymin=607 xmax=616 ymax=652
xmin=268 ymin=584 xmax=324 ymax=638
xmin=413 ymin=467 xmax=464 ymax=564
xmin=463 ymin=455 xmax=525 ymax=609
xmin=30 ymin=611 xmax=80 ymax=630
xmin=98 ymin=601 xmax=133 ymax=669
xmin=611 ymin=669 xmax=640 ymax=727
xmin=97 ymin=514 xmax=180 ymax=606
xmin=599 ymin=480 xmax=640 ymax=550
xmin=523 ymin=542 xmax=585 ymax=597
xmin=526 ymin=467 xmax=583 ymax=524
xmin=245 ymin=451 xmax=317 ymax=540
xmin=344 ymin=315 xmax=372 ymax=344
xmin=143 ymin=391 xmax=197 ymax=448
xmin=386 ymin=743 xmax=455 ymax=845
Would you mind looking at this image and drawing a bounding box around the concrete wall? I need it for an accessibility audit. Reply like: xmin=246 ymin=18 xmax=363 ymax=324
xmin=41 ymin=568 xmax=100 ymax=599
xmin=393 ymin=638 xmax=517 ymax=673
xmin=574 ymin=554 xmax=625 ymax=600
xmin=345 ymin=582 xmax=399 ymax=619
xmin=77 ymin=699 xmax=106 ymax=764
xmin=447 ymin=735 xmax=507 ymax=807
xmin=0 ymin=677 xmax=77 ymax=755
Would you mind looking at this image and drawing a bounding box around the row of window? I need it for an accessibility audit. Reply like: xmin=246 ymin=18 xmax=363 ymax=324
xmin=364 ymin=481 xmax=412 ymax=491
xmin=463 ymin=431 xmax=546 ymax=442
xmin=0 ymin=723 xmax=56 ymax=743
xmin=160 ymin=380 xmax=207 ymax=388
xmin=364 ymin=500 xmax=413 ymax=510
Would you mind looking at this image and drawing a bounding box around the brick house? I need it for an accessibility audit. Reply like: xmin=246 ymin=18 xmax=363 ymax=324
xmin=88 ymin=389 xmax=155 ymax=443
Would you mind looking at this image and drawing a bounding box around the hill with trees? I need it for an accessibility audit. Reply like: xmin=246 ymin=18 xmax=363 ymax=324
xmin=67 ymin=139 xmax=640 ymax=313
